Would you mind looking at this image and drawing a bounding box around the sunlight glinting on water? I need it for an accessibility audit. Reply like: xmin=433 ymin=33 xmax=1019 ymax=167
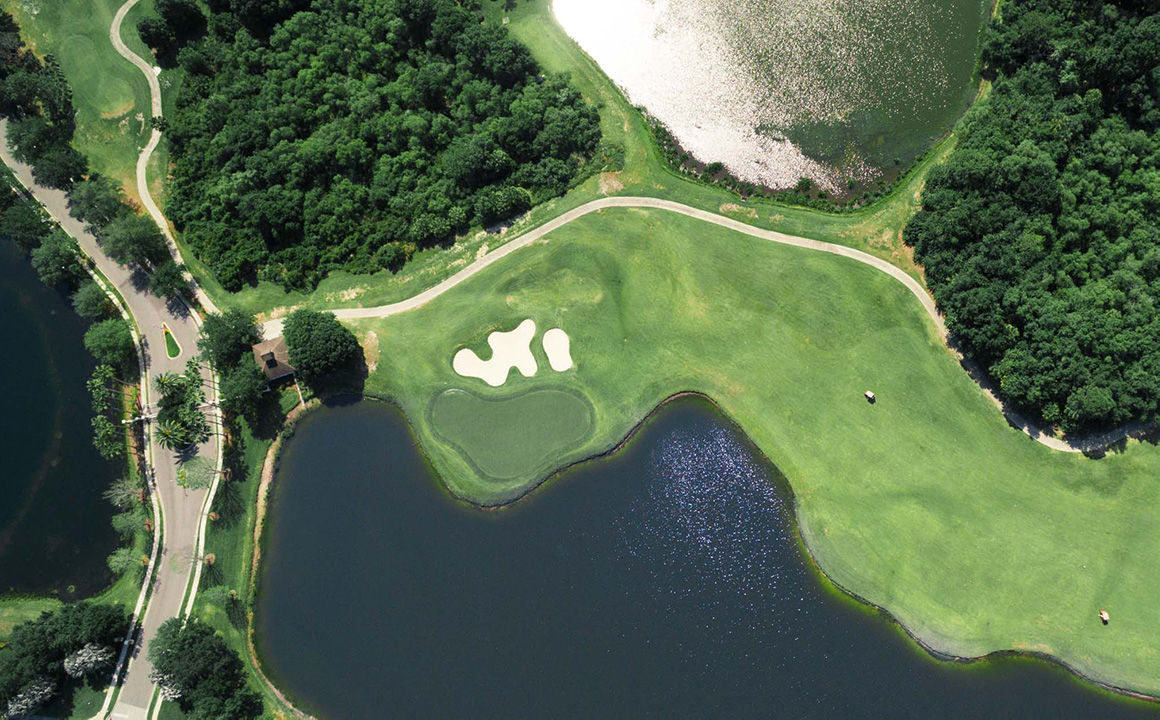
xmin=614 ymin=424 xmax=811 ymax=651
xmin=553 ymin=0 xmax=962 ymax=191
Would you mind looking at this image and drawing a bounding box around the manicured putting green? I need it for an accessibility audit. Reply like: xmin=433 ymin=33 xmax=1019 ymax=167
xmin=430 ymin=388 xmax=594 ymax=480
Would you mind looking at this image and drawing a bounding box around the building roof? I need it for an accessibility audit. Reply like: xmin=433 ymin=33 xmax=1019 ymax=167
xmin=252 ymin=336 xmax=296 ymax=381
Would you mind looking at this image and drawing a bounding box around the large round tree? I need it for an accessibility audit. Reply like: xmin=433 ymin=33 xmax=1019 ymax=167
xmin=282 ymin=309 xmax=359 ymax=381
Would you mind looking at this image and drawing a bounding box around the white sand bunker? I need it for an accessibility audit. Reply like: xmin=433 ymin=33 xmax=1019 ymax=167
xmin=542 ymin=328 xmax=573 ymax=371
xmin=453 ymin=319 xmax=538 ymax=387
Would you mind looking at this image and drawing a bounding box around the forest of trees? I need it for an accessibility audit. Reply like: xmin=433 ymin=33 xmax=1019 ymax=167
xmin=904 ymin=0 xmax=1160 ymax=431
xmin=154 ymin=0 xmax=604 ymax=291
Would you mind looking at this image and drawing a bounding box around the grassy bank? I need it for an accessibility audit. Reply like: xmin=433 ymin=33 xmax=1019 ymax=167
xmin=350 ymin=207 xmax=1160 ymax=698
xmin=0 ymin=0 xmax=156 ymax=204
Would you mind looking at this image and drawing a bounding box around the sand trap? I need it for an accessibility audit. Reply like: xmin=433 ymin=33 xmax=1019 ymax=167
xmin=453 ymin=319 xmax=538 ymax=387
xmin=543 ymin=328 xmax=573 ymax=372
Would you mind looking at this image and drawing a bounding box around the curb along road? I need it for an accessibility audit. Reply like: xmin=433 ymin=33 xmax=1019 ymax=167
xmin=0 ymin=122 xmax=216 ymax=720
xmin=106 ymin=3 xmax=225 ymax=718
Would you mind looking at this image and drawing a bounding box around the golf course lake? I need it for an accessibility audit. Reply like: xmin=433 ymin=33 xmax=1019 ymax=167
xmin=0 ymin=240 xmax=118 ymax=596
xmin=554 ymin=0 xmax=989 ymax=192
xmin=255 ymin=398 xmax=1158 ymax=719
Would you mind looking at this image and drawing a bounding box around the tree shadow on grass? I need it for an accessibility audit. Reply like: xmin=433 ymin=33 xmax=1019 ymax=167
xmin=210 ymin=475 xmax=245 ymax=528
xmin=225 ymin=593 xmax=247 ymax=631
xmin=302 ymin=346 xmax=368 ymax=403
xmin=250 ymin=390 xmax=291 ymax=441
xmin=200 ymin=560 xmax=223 ymax=588
xmin=1082 ymin=426 xmax=1160 ymax=460
xmin=38 ymin=658 xmax=116 ymax=717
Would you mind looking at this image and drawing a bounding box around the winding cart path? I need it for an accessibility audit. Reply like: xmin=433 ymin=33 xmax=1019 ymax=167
xmin=258 ymin=195 xmax=1148 ymax=454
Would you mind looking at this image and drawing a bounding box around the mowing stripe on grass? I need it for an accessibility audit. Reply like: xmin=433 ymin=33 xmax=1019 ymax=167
xmin=430 ymin=387 xmax=594 ymax=480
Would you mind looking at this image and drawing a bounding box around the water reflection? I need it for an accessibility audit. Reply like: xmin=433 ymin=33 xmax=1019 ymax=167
xmin=255 ymin=399 xmax=1159 ymax=719
xmin=553 ymin=0 xmax=987 ymax=190
xmin=0 ymin=242 xmax=118 ymax=595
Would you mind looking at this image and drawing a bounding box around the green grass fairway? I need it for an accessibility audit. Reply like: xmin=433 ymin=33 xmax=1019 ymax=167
xmin=2 ymin=0 xmax=156 ymax=202
xmin=430 ymin=388 xmax=594 ymax=480
xmin=355 ymin=206 xmax=1160 ymax=699
xmin=58 ymin=35 xmax=135 ymax=118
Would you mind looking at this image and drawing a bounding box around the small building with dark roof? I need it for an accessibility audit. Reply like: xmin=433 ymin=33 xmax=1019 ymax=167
xmin=252 ymin=336 xmax=296 ymax=382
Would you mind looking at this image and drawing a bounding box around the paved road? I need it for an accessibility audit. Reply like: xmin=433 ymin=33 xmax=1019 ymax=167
xmin=0 ymin=123 xmax=217 ymax=720
xmin=104 ymin=5 xmax=227 ymax=718
xmin=259 ymin=196 xmax=1150 ymax=454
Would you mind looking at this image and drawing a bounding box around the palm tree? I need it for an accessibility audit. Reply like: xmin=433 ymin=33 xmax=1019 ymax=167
xmin=178 ymin=405 xmax=211 ymax=445
xmin=154 ymin=420 xmax=190 ymax=451
xmin=153 ymin=371 xmax=184 ymax=397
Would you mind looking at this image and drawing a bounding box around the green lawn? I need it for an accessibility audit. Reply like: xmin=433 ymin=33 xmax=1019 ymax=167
xmin=163 ymin=325 xmax=181 ymax=358
xmin=1 ymin=0 xmax=154 ymax=204
xmin=352 ymin=207 xmax=1160 ymax=698
xmin=430 ymin=387 xmax=594 ymax=480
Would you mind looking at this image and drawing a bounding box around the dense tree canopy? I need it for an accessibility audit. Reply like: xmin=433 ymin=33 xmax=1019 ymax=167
xmin=137 ymin=0 xmax=207 ymax=66
xmin=283 ymin=308 xmax=360 ymax=380
xmin=0 ymin=603 xmax=127 ymax=718
xmin=197 ymin=309 xmax=260 ymax=370
xmin=165 ymin=0 xmax=602 ymax=291
xmin=198 ymin=308 xmax=266 ymax=422
xmin=904 ymin=0 xmax=1160 ymax=431
xmin=30 ymin=231 xmax=85 ymax=288
xmin=68 ymin=175 xmax=130 ymax=232
xmin=0 ymin=199 xmax=48 ymax=251
xmin=72 ymin=281 xmax=114 ymax=319
xmin=219 ymin=362 xmax=267 ymax=422
xmin=100 ymin=214 xmax=169 ymax=268
xmin=84 ymin=318 xmax=135 ymax=367
xmin=148 ymin=618 xmax=262 ymax=720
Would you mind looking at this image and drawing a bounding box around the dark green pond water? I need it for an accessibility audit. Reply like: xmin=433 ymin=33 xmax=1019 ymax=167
xmin=255 ymin=398 xmax=1158 ymax=719
xmin=0 ymin=241 xmax=118 ymax=596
